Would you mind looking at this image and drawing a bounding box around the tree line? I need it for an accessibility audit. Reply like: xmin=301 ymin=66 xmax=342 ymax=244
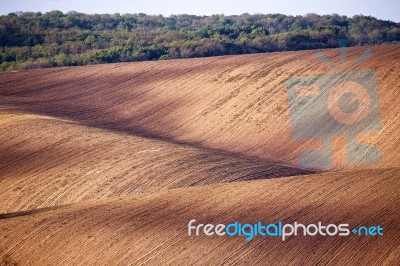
xmin=0 ymin=11 xmax=399 ymax=71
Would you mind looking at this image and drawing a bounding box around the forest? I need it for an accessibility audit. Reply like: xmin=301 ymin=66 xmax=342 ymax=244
xmin=0 ymin=11 xmax=399 ymax=71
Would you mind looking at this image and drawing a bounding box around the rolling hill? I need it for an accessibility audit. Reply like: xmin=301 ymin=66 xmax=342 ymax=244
xmin=0 ymin=44 xmax=399 ymax=265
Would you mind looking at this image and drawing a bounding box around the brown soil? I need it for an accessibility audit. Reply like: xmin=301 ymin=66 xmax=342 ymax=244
xmin=0 ymin=44 xmax=399 ymax=265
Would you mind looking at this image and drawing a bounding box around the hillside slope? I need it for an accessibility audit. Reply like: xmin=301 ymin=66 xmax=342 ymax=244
xmin=0 ymin=112 xmax=311 ymax=213
xmin=1 ymin=168 xmax=399 ymax=265
xmin=0 ymin=45 xmax=399 ymax=265
xmin=0 ymin=45 xmax=399 ymax=169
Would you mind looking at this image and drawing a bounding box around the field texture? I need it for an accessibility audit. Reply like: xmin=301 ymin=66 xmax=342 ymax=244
xmin=0 ymin=44 xmax=399 ymax=265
